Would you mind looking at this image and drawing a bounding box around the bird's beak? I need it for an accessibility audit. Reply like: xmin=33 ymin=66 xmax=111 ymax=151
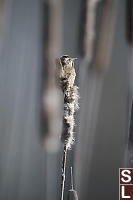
xmin=72 ymin=58 xmax=77 ymax=61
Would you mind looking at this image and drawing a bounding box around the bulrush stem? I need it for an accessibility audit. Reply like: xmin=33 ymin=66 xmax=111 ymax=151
xmin=61 ymin=145 xmax=67 ymax=200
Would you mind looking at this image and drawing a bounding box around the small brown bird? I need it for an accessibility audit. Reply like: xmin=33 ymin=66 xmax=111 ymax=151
xmin=56 ymin=55 xmax=77 ymax=89
xmin=60 ymin=55 xmax=77 ymax=87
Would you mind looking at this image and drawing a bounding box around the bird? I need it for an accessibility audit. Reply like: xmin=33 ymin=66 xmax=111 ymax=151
xmin=60 ymin=55 xmax=77 ymax=88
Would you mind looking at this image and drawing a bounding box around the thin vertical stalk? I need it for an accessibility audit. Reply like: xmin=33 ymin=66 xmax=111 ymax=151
xmin=61 ymin=145 xmax=67 ymax=200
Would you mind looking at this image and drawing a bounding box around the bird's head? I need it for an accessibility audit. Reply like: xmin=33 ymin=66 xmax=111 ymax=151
xmin=60 ymin=55 xmax=77 ymax=67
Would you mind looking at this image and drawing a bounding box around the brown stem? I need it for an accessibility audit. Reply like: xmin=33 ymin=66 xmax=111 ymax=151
xmin=61 ymin=145 xmax=67 ymax=200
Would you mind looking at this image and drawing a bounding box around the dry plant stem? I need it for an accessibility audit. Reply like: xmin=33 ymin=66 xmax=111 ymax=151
xmin=93 ymin=0 xmax=117 ymax=71
xmin=57 ymin=56 xmax=79 ymax=200
xmin=68 ymin=167 xmax=79 ymax=200
xmin=61 ymin=145 xmax=67 ymax=200
xmin=70 ymin=166 xmax=74 ymax=190
xmin=80 ymin=0 xmax=99 ymax=61
xmin=43 ymin=0 xmax=62 ymax=152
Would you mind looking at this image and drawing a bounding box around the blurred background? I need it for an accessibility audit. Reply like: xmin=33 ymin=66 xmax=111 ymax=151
xmin=0 ymin=0 xmax=132 ymax=200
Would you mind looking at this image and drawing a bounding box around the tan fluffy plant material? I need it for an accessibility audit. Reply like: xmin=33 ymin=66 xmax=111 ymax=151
xmin=56 ymin=55 xmax=79 ymax=150
xmin=56 ymin=55 xmax=79 ymax=200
